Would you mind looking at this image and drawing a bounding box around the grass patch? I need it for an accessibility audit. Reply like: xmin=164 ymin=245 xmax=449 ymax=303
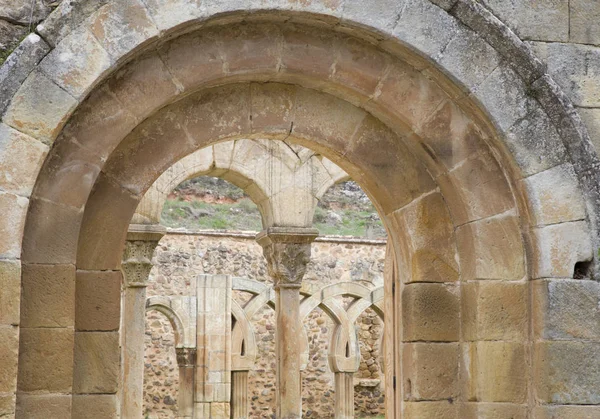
xmin=161 ymin=198 xmax=262 ymax=231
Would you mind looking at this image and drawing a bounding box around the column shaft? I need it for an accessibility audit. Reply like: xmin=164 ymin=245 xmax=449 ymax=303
xmin=176 ymin=348 xmax=196 ymax=418
xmin=334 ymin=372 xmax=354 ymax=419
xmin=231 ymin=370 xmax=250 ymax=419
xmin=276 ymin=284 xmax=302 ymax=417
xmin=121 ymin=284 xmax=148 ymax=418
xmin=119 ymin=224 xmax=165 ymax=418
xmin=256 ymin=227 xmax=318 ymax=419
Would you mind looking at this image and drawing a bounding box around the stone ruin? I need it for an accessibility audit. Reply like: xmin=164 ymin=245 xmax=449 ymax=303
xmin=1 ymin=0 xmax=600 ymax=418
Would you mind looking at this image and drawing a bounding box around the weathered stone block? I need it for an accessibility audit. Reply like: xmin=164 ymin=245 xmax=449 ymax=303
xmin=532 ymin=220 xmax=592 ymax=278
xmin=76 ymin=174 xmax=138 ymax=270
xmin=460 ymin=402 xmax=527 ymax=419
xmin=210 ymin=402 xmax=231 ymax=418
xmin=400 ymin=192 xmax=458 ymax=283
xmin=31 ymin=138 xmax=102 ymax=210
xmin=472 ymin=342 xmax=527 ymax=403
xmin=535 ymin=341 xmax=600 ymax=404
xmin=534 ymin=279 xmax=600 ymax=340
xmin=281 ymin=25 xmax=337 ymax=82
xmin=542 ymin=43 xmax=600 ymax=108
xmin=402 ymin=283 xmax=459 ymax=342
xmin=0 ymin=33 xmax=50 ymax=116
xmin=403 ymin=343 xmax=459 ymax=401
xmin=0 ymin=0 xmax=51 ymax=24
xmin=87 ymin=0 xmax=158 ymax=61
xmin=332 ymin=35 xmax=389 ymax=98
xmin=15 ymin=394 xmax=71 ymax=418
xmin=347 ymin=115 xmax=435 ymax=214
xmin=416 ymin=100 xmax=488 ymax=172
xmin=462 ymin=281 xmax=527 ymax=341
xmin=0 ymin=393 xmax=15 ymax=417
xmin=17 ymin=328 xmax=74 ymax=392
xmin=0 ymin=326 xmax=18 ymax=393
xmin=39 ymin=26 xmax=111 ymax=99
xmin=0 ymin=259 xmax=20 ymax=325
xmin=472 ymin=64 xmax=530 ymax=133
xmin=141 ymin=0 xmax=203 ymax=32
xmin=75 ymin=270 xmax=121 ymax=331
xmin=392 ymin=0 xmax=460 ymax=58
xmin=436 ymin=27 xmax=500 ymax=94
xmin=522 ymin=163 xmax=586 ymax=226
xmin=158 ymin=29 xmax=224 ymax=91
xmin=570 ymin=0 xmax=600 ymax=45
xmin=249 ymin=83 xmax=295 ymax=135
xmin=342 ymin=0 xmax=406 ymax=33
xmin=108 ymin=52 xmax=179 ymax=120
xmin=376 ymin=60 xmax=446 ymax=131
xmin=59 ymin=82 xmax=137 ymax=162
xmin=578 ymin=107 xmax=600 ymax=156
xmin=73 ymin=331 xmax=119 ymax=393
xmin=0 ymin=191 xmax=27 ymax=259
xmin=438 ymin=151 xmax=514 ymax=225
xmin=21 ymin=196 xmax=82 ymax=264
xmin=4 ymin=69 xmax=76 ymax=144
xmin=403 ymin=400 xmax=457 ymax=418
xmin=505 ymin=103 xmax=568 ymax=177
xmin=480 ymin=0 xmax=568 ymax=42
xmin=0 ymin=123 xmax=48 ymax=197
xmin=534 ymin=405 xmax=600 ymax=418
xmin=72 ymin=394 xmax=117 ymax=419
xmin=455 ymin=214 xmax=525 ymax=281
xmin=292 ymin=87 xmax=365 ymax=157
xmin=36 ymin=0 xmax=109 ymax=47
xmin=21 ymin=264 xmax=75 ymax=328
xmin=220 ymin=24 xmax=280 ymax=75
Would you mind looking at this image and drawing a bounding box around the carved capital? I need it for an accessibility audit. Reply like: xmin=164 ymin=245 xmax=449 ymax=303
xmin=176 ymin=347 xmax=197 ymax=367
xmin=121 ymin=224 xmax=166 ymax=288
xmin=256 ymin=227 xmax=318 ymax=288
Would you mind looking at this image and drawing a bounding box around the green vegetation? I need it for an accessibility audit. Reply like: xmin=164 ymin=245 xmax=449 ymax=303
xmin=161 ymin=176 xmax=386 ymax=238
xmin=162 ymin=198 xmax=263 ymax=231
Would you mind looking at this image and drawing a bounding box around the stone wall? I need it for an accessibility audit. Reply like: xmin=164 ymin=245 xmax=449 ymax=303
xmin=2 ymin=1 xmax=599 ymax=157
xmin=143 ymin=231 xmax=386 ymax=418
xmin=0 ymin=1 xmax=54 ymax=61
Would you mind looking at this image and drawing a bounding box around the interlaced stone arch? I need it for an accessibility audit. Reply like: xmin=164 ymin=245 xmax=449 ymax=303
xmin=2 ymin=1 xmax=598 ymax=417
xmin=133 ymin=138 xmax=349 ymax=227
xmin=146 ymin=296 xmax=196 ymax=349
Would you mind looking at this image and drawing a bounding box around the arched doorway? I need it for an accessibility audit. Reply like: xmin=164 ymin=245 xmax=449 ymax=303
xmin=7 ymin=4 xmax=598 ymax=417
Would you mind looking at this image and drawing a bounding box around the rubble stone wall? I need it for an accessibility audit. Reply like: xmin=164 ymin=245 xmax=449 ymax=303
xmin=143 ymin=231 xmax=386 ymax=418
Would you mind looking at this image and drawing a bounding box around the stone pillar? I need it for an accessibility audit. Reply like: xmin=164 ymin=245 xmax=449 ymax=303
xmin=195 ymin=274 xmax=232 ymax=417
xmin=256 ymin=227 xmax=319 ymax=419
xmin=231 ymin=370 xmax=250 ymax=419
xmin=176 ymin=347 xmax=196 ymax=418
xmin=120 ymin=224 xmax=165 ymax=418
xmin=334 ymin=372 xmax=354 ymax=419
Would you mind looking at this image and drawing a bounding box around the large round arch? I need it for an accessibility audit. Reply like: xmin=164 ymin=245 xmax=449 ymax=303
xmin=2 ymin=1 xmax=598 ymax=417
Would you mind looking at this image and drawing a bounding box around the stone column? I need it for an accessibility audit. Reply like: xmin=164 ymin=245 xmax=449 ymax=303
xmin=231 ymin=370 xmax=250 ymax=419
xmin=256 ymin=227 xmax=319 ymax=419
xmin=195 ymin=274 xmax=232 ymax=417
xmin=120 ymin=224 xmax=165 ymax=418
xmin=334 ymin=372 xmax=354 ymax=419
xmin=176 ymin=347 xmax=196 ymax=418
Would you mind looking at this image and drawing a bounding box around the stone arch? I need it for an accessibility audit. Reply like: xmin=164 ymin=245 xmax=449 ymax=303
xmin=146 ymin=296 xmax=196 ymax=349
xmin=4 ymin=2 xmax=597 ymax=416
xmin=231 ymin=299 xmax=258 ymax=371
xmin=133 ymin=138 xmax=349 ymax=227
